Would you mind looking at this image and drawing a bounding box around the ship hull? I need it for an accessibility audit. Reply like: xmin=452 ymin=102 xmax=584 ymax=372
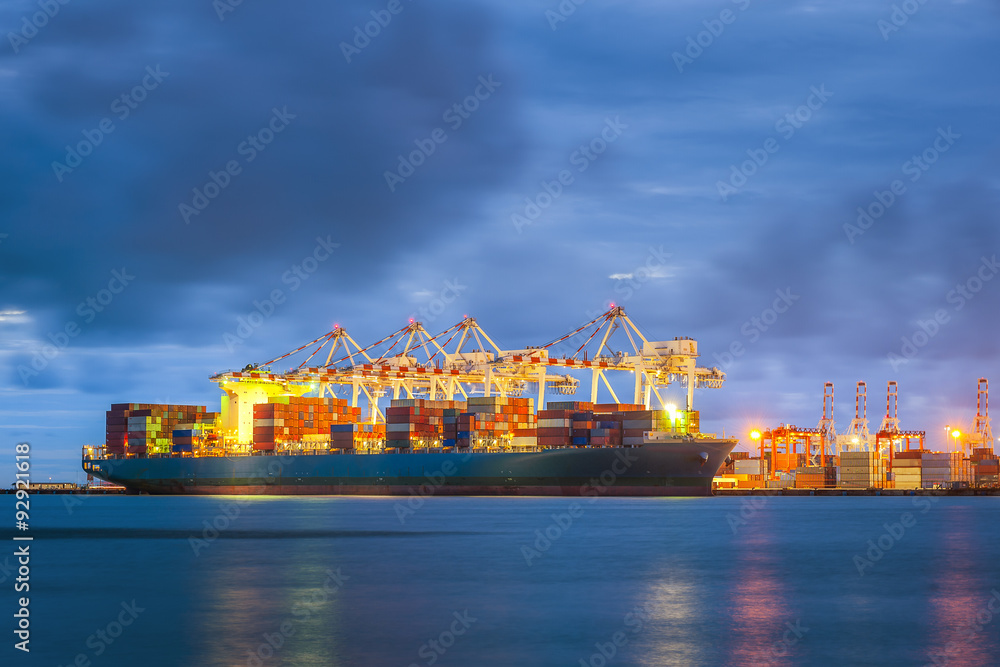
xmin=86 ymin=438 xmax=736 ymax=497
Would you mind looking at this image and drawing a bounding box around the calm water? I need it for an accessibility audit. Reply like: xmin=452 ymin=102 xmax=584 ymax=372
xmin=5 ymin=494 xmax=1000 ymax=666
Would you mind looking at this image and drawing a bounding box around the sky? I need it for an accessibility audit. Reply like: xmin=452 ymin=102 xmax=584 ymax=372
xmin=2 ymin=0 xmax=999 ymax=481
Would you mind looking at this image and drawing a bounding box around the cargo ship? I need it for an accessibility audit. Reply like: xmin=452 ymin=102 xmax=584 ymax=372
xmin=82 ymin=307 xmax=736 ymax=496
xmin=84 ymin=434 xmax=735 ymax=497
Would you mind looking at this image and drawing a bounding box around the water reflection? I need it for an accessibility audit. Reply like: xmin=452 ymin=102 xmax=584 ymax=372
xmin=190 ymin=512 xmax=346 ymax=666
xmin=923 ymin=508 xmax=995 ymax=667
xmin=725 ymin=516 xmax=794 ymax=665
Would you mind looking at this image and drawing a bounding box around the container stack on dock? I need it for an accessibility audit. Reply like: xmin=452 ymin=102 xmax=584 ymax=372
xmin=106 ymin=404 xmax=212 ymax=457
xmin=253 ymin=396 xmax=360 ymax=451
xmin=839 ymin=451 xmax=885 ymax=489
xmin=891 ymin=451 xmax=922 ymax=489
xmin=793 ymin=466 xmax=836 ymax=489
xmin=920 ymin=451 xmax=970 ymax=488
xmin=972 ymin=448 xmax=999 ymax=487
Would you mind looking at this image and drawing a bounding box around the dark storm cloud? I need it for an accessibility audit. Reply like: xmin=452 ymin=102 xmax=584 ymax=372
xmin=0 ymin=0 xmax=523 ymax=349
xmin=2 ymin=0 xmax=1000 ymax=477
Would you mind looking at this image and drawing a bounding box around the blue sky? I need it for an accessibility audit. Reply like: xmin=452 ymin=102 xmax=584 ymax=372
xmin=2 ymin=0 xmax=999 ymax=481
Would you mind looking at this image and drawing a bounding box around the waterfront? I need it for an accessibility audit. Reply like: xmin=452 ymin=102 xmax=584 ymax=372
xmin=5 ymin=495 xmax=999 ymax=666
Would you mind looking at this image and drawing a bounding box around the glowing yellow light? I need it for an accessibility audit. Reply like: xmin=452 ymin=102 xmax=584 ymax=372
xmin=951 ymin=430 xmax=961 ymax=439
xmin=750 ymin=430 xmax=761 ymax=440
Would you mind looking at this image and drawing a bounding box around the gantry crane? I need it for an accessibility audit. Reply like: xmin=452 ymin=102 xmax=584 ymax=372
xmin=211 ymin=306 xmax=726 ymax=444
xmin=875 ymin=380 xmax=925 ymax=466
xmin=837 ymin=381 xmax=873 ymax=453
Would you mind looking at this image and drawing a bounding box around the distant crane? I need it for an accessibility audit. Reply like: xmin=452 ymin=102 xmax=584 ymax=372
xmin=973 ymin=377 xmax=993 ymax=451
xmin=875 ymin=380 xmax=924 ymax=465
xmin=842 ymin=381 xmax=872 ymax=452
xmin=817 ymin=381 xmax=836 ymax=458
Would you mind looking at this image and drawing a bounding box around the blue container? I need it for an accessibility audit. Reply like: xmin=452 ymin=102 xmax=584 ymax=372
xmin=173 ymin=429 xmax=195 ymax=438
xmin=171 ymin=444 xmax=193 ymax=453
xmin=442 ymin=439 xmax=456 ymax=447
xmin=572 ymin=436 xmax=589 ymax=446
xmin=457 ymin=431 xmax=472 ymax=438
xmin=330 ymin=424 xmax=356 ymax=433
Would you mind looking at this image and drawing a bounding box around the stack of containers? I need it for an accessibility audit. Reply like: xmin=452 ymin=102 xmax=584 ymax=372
xmin=105 ymin=404 xmax=130 ymax=456
xmin=571 ymin=410 xmax=594 ymax=447
xmin=771 ymin=452 xmax=808 ymax=473
xmin=385 ymin=402 xmax=435 ymax=449
xmin=385 ymin=399 xmax=468 ymax=449
xmin=767 ymin=472 xmax=795 ymax=489
xmin=839 ymin=451 xmax=884 ymax=488
xmin=972 ymin=448 xmax=999 ymax=486
xmin=171 ymin=414 xmax=220 ymax=455
xmin=590 ymin=407 xmax=621 ymax=448
xmin=734 ymin=458 xmax=766 ymax=476
xmin=253 ymin=396 xmax=361 ymax=450
xmin=921 ymin=451 xmax=968 ymax=488
xmin=891 ymin=451 xmax=922 ymax=489
xmin=106 ymin=403 xmax=211 ymax=457
xmin=442 ymin=406 xmax=463 ymax=447
xmin=621 ymin=408 xmax=672 ymax=446
xmin=456 ymin=412 xmax=476 ymax=449
xmin=733 ymin=458 xmax=766 ymax=489
xmin=462 ymin=397 xmax=535 ymax=448
xmin=537 ymin=401 xmax=590 ymax=448
xmin=793 ymin=466 xmax=833 ymax=488
xmin=330 ymin=422 xmax=386 ymax=450
xmin=330 ymin=424 xmax=356 ymax=450
xmin=127 ymin=412 xmax=163 ymax=455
